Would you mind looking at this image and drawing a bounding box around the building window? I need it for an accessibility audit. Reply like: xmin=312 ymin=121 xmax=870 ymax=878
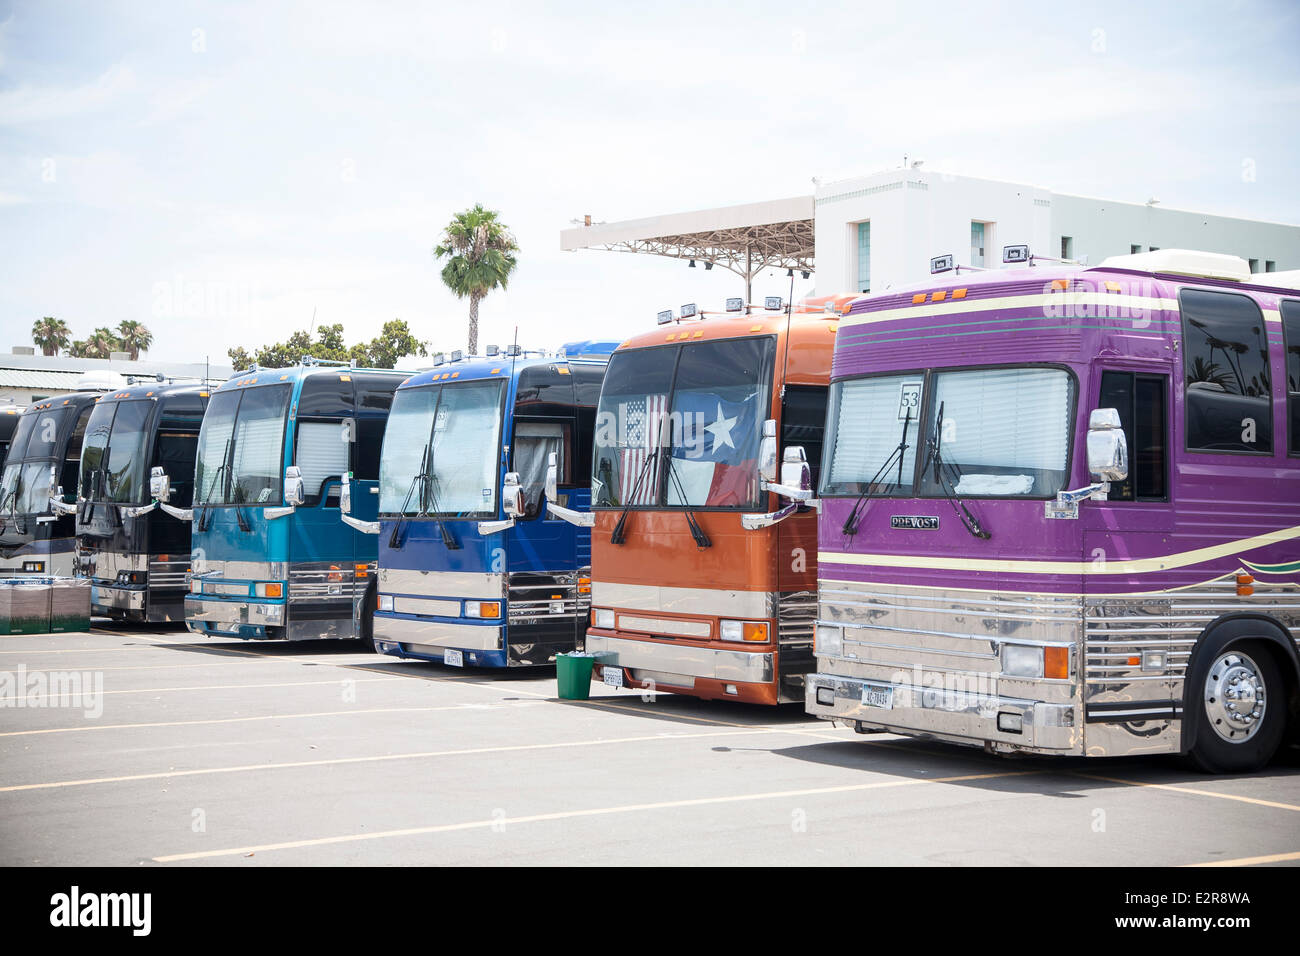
xmin=971 ymin=222 xmax=985 ymax=267
xmin=1266 ymin=260 xmax=1276 ymax=273
xmin=1248 ymin=259 xmax=1259 ymax=273
xmin=856 ymin=222 xmax=871 ymax=293
xmin=1181 ymin=288 xmax=1273 ymax=454
xmin=1061 ymin=236 xmax=1073 ymax=260
xmin=1130 ymin=244 xmax=1141 ymax=254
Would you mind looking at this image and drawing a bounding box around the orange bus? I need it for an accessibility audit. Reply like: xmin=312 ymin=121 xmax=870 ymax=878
xmin=547 ymin=295 xmax=851 ymax=705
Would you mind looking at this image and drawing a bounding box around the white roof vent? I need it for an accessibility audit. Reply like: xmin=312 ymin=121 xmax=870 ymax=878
xmin=1260 ymin=269 xmax=1300 ymax=290
xmin=1096 ymin=249 xmax=1251 ymax=282
xmin=74 ymin=371 xmax=127 ymax=392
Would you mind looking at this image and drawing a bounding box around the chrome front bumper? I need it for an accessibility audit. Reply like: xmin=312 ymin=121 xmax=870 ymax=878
xmin=373 ymin=614 xmax=503 ymax=652
xmin=185 ymin=596 xmax=284 ymax=629
xmin=91 ymin=583 xmax=145 ymax=613
xmin=585 ymin=633 xmax=773 ymax=684
xmin=805 ymin=672 xmax=1081 ymax=754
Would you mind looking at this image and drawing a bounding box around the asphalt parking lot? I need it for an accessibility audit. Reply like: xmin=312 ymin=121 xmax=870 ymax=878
xmin=1 ymin=624 xmax=1298 ymax=867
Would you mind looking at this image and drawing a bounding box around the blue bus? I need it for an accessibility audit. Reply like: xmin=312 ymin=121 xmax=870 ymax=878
xmin=184 ymin=359 xmax=405 ymax=641
xmin=355 ymin=342 xmax=615 ymax=667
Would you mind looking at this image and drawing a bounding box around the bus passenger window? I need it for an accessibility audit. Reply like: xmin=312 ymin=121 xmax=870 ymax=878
xmin=1099 ymin=371 xmax=1167 ymax=501
xmin=296 ymin=420 xmax=350 ymax=505
xmin=1283 ymin=300 xmax=1299 ymax=456
xmin=1181 ymin=289 xmax=1272 ymax=454
xmin=781 ymin=385 xmax=828 ymax=491
xmin=512 ymin=422 xmax=568 ymax=519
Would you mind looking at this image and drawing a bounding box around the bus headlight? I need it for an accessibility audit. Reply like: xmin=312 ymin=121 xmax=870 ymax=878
xmin=464 ymin=601 xmax=500 ymax=619
xmin=720 ymin=620 xmax=768 ymax=642
xmin=377 ymin=595 xmax=393 ymax=612
xmin=1001 ymin=643 xmax=1043 ymax=678
xmin=591 ymin=608 xmax=615 ymax=629
xmin=815 ymin=624 xmax=843 ymax=657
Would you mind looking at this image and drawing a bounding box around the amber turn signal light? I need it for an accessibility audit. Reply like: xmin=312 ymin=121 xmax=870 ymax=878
xmin=1044 ymin=646 xmax=1069 ymax=680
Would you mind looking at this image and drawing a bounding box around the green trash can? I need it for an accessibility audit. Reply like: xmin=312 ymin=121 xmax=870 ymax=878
xmin=556 ymin=652 xmax=598 ymax=700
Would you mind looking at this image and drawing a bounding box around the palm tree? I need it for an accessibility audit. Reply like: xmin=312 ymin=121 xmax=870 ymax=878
xmin=31 ymin=317 xmax=71 ymax=356
xmin=434 ymin=204 xmax=519 ymax=354
xmin=85 ymin=327 xmax=122 ymax=359
xmin=117 ymin=320 xmax=153 ymax=360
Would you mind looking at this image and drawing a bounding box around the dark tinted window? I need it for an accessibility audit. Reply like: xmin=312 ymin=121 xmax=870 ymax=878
xmin=1283 ymin=300 xmax=1299 ymax=455
xmin=1182 ymin=289 xmax=1272 ymax=453
xmin=1099 ymin=371 xmax=1167 ymax=501
xmin=782 ymin=385 xmax=828 ymax=491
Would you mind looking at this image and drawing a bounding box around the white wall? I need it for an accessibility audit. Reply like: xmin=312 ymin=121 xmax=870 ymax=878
xmin=813 ymin=169 xmax=1300 ymax=293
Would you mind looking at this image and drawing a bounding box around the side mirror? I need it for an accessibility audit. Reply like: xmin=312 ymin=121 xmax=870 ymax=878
xmin=779 ymin=446 xmax=811 ymax=495
xmin=340 ymin=471 xmax=352 ymax=514
xmin=1086 ymin=408 xmax=1128 ymax=482
xmin=150 ymin=466 xmax=171 ymax=503
xmin=758 ymin=419 xmax=778 ymax=485
xmin=502 ymin=472 xmax=524 ymax=518
xmin=284 ymin=465 xmax=305 ymax=507
xmin=545 ymin=452 xmax=559 ymax=504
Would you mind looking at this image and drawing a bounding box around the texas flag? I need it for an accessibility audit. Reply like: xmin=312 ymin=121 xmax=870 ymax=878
xmin=666 ymin=389 xmax=762 ymax=507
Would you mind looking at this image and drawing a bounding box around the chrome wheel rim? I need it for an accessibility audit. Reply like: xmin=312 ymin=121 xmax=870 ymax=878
xmin=1203 ymin=650 xmax=1266 ymax=744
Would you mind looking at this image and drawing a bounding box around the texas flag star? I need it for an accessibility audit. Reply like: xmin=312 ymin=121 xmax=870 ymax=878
xmin=704 ymin=402 xmax=738 ymax=451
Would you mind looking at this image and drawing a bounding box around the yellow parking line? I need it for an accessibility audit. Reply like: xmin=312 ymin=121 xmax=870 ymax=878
xmin=1075 ymin=772 xmax=1300 ymax=813
xmin=0 ymin=726 xmax=856 ymax=794
xmin=152 ymin=768 xmax=1044 ymax=862
xmin=0 ymin=705 xmax=482 ymax=737
xmin=1184 ymin=850 xmax=1300 ymax=867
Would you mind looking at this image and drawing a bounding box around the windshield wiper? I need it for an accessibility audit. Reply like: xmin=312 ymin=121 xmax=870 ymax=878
xmin=611 ymin=448 xmax=659 ymax=545
xmin=197 ymin=439 xmax=231 ymax=532
xmin=841 ymin=408 xmax=914 ymax=537
xmin=663 ymin=456 xmax=711 ymax=549
xmin=418 ymin=440 xmax=460 ymax=550
xmin=388 ymin=443 xmax=459 ymax=550
xmin=921 ymin=402 xmax=990 ymax=540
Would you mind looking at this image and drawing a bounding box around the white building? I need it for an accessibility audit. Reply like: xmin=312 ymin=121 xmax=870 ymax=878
xmin=563 ymin=167 xmax=1300 ymax=299
xmin=0 ymin=350 xmax=233 ymax=406
xmin=814 ymin=168 xmax=1300 ymax=295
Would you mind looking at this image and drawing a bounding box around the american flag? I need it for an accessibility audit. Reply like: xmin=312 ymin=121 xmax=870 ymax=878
xmin=619 ymin=394 xmax=667 ymax=505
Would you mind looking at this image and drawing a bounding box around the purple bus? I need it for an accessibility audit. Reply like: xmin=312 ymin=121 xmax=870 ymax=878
xmin=806 ymin=249 xmax=1300 ymax=773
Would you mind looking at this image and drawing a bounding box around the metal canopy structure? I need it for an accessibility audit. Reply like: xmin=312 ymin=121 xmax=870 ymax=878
xmin=560 ymin=195 xmax=815 ymax=301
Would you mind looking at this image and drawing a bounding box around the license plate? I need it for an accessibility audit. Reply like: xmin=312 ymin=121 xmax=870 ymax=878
xmin=861 ymin=683 xmax=893 ymax=709
xmin=443 ymin=649 xmax=464 ymax=668
xmin=603 ymin=665 xmax=623 ymax=688
xmin=549 ymin=600 xmax=564 ymax=614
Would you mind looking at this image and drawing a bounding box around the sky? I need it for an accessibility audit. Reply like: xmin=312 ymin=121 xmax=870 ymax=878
xmin=1 ymin=0 xmax=1298 ymax=367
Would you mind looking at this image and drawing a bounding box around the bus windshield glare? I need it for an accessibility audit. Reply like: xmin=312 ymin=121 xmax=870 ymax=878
xmin=80 ymin=400 xmax=154 ymax=504
xmin=592 ymin=337 xmax=774 ymax=510
xmin=0 ymin=407 xmax=72 ymax=516
xmin=823 ymin=366 xmax=1075 ymax=498
xmin=194 ymin=385 xmax=292 ymax=506
xmin=378 ymin=379 xmax=504 ymax=518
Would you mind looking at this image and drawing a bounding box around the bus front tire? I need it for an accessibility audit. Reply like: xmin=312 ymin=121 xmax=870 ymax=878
xmin=1187 ymin=641 xmax=1285 ymax=774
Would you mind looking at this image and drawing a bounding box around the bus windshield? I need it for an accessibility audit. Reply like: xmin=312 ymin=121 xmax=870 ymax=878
xmin=194 ymin=385 xmax=291 ymax=506
xmin=80 ymin=400 xmax=154 ymax=503
xmin=822 ymin=366 xmax=1076 ymax=498
xmin=0 ymin=406 xmax=72 ymax=516
xmin=378 ymin=379 xmax=504 ymax=518
xmin=592 ymin=337 xmax=773 ymax=510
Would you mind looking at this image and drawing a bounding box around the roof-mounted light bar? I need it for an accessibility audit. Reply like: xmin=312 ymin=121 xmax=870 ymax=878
xmin=432 ymin=352 xmax=445 ymax=366
xmin=486 ymin=344 xmax=499 ymax=357
xmin=656 ymin=310 xmax=673 ymax=325
xmin=764 ymin=296 xmax=783 ymax=311
xmin=725 ymin=297 xmax=744 ymax=313
xmin=506 ymin=344 xmax=522 ymax=357
xmin=680 ymin=303 xmax=698 ymax=320
xmin=1003 ymin=244 xmax=1031 ymax=264
xmin=450 ymin=350 xmax=464 ymax=363
xmin=930 ymin=254 xmax=955 ymax=275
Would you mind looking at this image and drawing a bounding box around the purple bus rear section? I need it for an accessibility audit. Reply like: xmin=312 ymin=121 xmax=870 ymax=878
xmin=806 ymin=260 xmax=1299 ymax=770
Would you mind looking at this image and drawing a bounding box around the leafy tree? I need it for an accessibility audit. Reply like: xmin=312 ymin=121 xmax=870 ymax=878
xmin=227 ymin=320 xmax=427 ymax=372
xmin=434 ymin=204 xmax=518 ymax=354
xmin=116 ymin=320 xmax=153 ymax=360
xmin=31 ymin=317 xmax=71 ymax=356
